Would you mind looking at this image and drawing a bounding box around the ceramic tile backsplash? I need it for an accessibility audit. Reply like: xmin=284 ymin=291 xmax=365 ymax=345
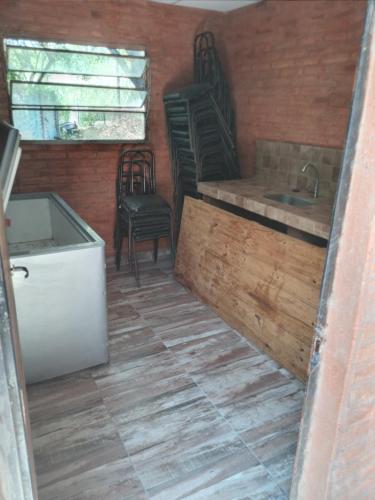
xmin=255 ymin=140 xmax=343 ymax=200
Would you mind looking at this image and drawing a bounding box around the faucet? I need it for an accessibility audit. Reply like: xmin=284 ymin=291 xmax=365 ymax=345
xmin=301 ymin=162 xmax=319 ymax=198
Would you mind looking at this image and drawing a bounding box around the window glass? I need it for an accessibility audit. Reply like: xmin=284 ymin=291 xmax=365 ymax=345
xmin=5 ymin=38 xmax=149 ymax=142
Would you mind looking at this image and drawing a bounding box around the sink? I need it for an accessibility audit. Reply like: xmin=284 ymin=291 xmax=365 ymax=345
xmin=264 ymin=193 xmax=316 ymax=207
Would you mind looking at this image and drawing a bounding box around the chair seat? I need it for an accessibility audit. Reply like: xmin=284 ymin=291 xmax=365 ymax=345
xmin=132 ymin=229 xmax=171 ymax=242
xmin=123 ymin=194 xmax=171 ymax=214
xmin=118 ymin=194 xmax=172 ymax=243
xmin=119 ymin=208 xmax=170 ymax=223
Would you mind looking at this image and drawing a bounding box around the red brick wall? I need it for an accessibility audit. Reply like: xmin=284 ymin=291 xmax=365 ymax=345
xmin=0 ymin=0 xmax=367 ymax=248
xmin=0 ymin=0 xmax=214 ymax=254
xmin=214 ymin=0 xmax=366 ymax=177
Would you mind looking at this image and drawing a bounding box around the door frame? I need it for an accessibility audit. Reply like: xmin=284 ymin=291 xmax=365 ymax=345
xmin=291 ymin=0 xmax=375 ymax=497
xmin=0 ymin=190 xmax=37 ymax=500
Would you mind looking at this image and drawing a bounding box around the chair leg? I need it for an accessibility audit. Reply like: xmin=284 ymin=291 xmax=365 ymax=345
xmin=113 ymin=218 xmax=117 ymax=249
xmin=115 ymin=225 xmax=123 ymax=271
xmin=128 ymin=235 xmax=132 ymax=272
xmin=153 ymin=239 xmax=159 ymax=263
xmin=132 ymin=237 xmax=140 ymax=287
xmin=169 ymin=213 xmax=175 ymax=265
xmin=128 ymin=219 xmax=133 ymax=273
xmin=115 ymin=208 xmax=122 ymax=239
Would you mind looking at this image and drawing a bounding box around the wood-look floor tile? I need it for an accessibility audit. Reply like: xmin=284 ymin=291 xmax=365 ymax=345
xmin=277 ymin=476 xmax=295 ymax=496
xmin=148 ymin=448 xmax=286 ymax=500
xmin=107 ymin=301 xmax=139 ymax=320
xmin=260 ymin=446 xmax=297 ymax=494
xmin=94 ymin=349 xmax=186 ymax=392
xmin=92 ymin=327 xmax=165 ymax=378
xmin=31 ymin=403 xmax=127 ymax=489
xmin=171 ymin=329 xmax=258 ymax=374
xmin=109 ymin=325 xmax=158 ymax=349
xmin=192 ymin=354 xmax=285 ymax=407
xmin=247 ymin=414 xmax=300 ymax=491
xmin=220 ymin=379 xmax=304 ymax=433
xmin=38 ymin=457 xmax=146 ymax=500
xmin=248 ymin=416 xmax=299 ymax=468
xmin=128 ymin=411 xmax=248 ymax=490
xmin=28 ymin=259 xmax=303 ymax=499
xmin=118 ymin=268 xmax=172 ymax=292
xmin=159 ymin=317 xmax=230 ymax=348
xmin=108 ymin=315 xmax=147 ymax=336
xmin=27 ymin=372 xmax=98 ymax=422
xmin=147 ymin=302 xmax=218 ymax=331
xmin=129 ymin=288 xmax=195 ymax=315
xmin=119 ymin=281 xmax=183 ymax=302
xmin=111 ymin=338 xmax=165 ymax=365
xmin=239 ymin=408 xmax=302 ymax=448
xmin=121 ymin=396 xmax=215 ymax=457
xmin=103 ymin=377 xmax=200 ymax=426
xmin=91 ymin=345 xmax=166 ymax=379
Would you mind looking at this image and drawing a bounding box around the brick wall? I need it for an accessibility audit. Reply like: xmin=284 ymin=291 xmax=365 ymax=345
xmin=0 ymin=0 xmax=214 ymax=255
xmin=0 ymin=0 xmax=367 ymax=250
xmin=213 ymin=0 xmax=366 ymax=177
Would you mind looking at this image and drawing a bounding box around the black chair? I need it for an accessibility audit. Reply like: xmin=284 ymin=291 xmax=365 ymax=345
xmin=114 ymin=148 xmax=174 ymax=285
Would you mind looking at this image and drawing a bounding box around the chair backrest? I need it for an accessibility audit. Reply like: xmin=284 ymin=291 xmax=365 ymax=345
xmin=117 ymin=149 xmax=156 ymax=205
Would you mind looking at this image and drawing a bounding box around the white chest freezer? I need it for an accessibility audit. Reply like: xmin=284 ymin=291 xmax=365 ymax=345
xmin=6 ymin=193 xmax=109 ymax=384
xmin=0 ymin=121 xmax=108 ymax=384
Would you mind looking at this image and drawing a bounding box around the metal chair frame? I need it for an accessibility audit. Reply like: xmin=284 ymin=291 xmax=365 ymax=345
xmin=115 ymin=148 xmax=173 ymax=285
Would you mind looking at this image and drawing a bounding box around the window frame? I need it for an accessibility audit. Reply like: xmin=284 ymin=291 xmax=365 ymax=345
xmin=2 ymin=37 xmax=150 ymax=144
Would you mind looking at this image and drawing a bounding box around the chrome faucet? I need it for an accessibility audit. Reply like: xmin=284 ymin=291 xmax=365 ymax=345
xmin=301 ymin=162 xmax=319 ymax=198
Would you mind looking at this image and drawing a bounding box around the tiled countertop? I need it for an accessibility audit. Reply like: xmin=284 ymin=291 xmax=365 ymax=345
xmin=197 ymin=178 xmax=334 ymax=239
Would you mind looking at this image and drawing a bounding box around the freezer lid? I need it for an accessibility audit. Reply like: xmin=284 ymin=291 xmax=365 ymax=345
xmin=0 ymin=121 xmax=21 ymax=211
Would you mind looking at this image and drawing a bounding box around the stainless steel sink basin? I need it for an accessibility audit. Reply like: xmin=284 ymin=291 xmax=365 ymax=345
xmin=264 ymin=193 xmax=316 ymax=207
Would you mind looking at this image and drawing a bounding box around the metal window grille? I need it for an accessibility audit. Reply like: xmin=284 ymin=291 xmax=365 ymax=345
xmin=4 ymin=39 xmax=150 ymax=142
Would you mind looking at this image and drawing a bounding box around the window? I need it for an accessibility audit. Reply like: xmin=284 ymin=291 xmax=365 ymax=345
xmin=4 ymin=39 xmax=149 ymax=142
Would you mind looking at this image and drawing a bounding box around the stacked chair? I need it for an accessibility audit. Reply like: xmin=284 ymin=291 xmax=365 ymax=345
xmin=114 ymin=148 xmax=173 ymax=286
xmin=164 ymin=31 xmax=240 ymax=240
xmin=194 ymin=31 xmax=235 ymax=137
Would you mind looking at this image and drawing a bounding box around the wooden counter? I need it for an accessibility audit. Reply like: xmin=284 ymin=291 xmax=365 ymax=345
xmin=198 ymin=178 xmax=334 ymax=239
xmin=175 ymin=197 xmax=326 ymax=381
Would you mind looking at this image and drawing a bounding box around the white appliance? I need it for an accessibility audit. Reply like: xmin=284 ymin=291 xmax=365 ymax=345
xmin=0 ymin=121 xmax=109 ymax=383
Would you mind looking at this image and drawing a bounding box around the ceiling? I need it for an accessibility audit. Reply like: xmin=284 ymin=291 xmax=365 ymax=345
xmin=149 ymin=0 xmax=262 ymax=13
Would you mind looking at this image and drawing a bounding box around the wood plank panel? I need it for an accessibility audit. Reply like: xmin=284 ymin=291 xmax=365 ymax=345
xmin=175 ymin=197 xmax=326 ymax=381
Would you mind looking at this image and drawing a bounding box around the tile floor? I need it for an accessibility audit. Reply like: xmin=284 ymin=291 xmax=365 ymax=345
xmin=27 ymin=258 xmax=305 ymax=500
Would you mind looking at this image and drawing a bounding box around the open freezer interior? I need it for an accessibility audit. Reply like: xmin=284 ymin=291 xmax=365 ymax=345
xmin=6 ymin=195 xmax=92 ymax=256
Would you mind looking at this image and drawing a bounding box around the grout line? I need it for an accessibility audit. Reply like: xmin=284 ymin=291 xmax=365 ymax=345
xmin=124 ymin=266 xmax=285 ymax=495
xmin=103 ymin=262 xmax=297 ymax=497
